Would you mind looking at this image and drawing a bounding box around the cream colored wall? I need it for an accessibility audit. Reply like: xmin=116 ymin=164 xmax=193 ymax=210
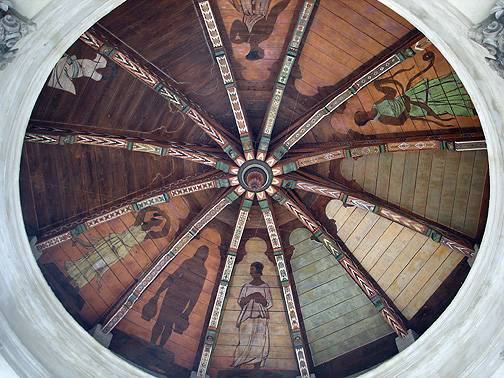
xmin=11 ymin=0 xmax=51 ymax=19
xmin=446 ymin=0 xmax=495 ymax=24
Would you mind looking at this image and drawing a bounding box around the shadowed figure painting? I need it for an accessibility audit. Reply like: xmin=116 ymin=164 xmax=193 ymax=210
xmin=354 ymin=52 xmax=477 ymax=127
xmin=141 ymin=246 xmax=209 ymax=347
xmin=232 ymin=261 xmax=273 ymax=369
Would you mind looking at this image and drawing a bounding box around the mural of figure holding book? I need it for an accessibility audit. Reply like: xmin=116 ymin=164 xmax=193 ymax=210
xmin=354 ymin=52 xmax=477 ymax=127
xmin=65 ymin=206 xmax=170 ymax=289
xmin=232 ymin=261 xmax=273 ymax=369
xmin=229 ymin=0 xmax=289 ymax=60
xmin=141 ymin=246 xmax=209 ymax=347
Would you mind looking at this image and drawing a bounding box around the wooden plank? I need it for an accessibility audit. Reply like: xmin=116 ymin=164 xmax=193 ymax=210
xmin=301 ymin=284 xmax=363 ymax=320
xmin=352 ymin=156 xmax=366 ymax=188
xmin=340 ymin=158 xmax=355 ymax=182
xmin=437 ymin=151 xmax=461 ymax=226
xmin=369 ymin=227 xmax=416 ymax=280
xmin=403 ymin=251 xmax=463 ymax=319
xmin=450 ymin=151 xmax=476 ymax=233
xmin=361 ymin=222 xmax=403 ymax=272
xmin=378 ymin=233 xmax=428 ymax=292
xmin=412 ymin=151 xmax=434 ymax=216
xmin=296 ymin=265 xmax=347 ymax=295
xmin=333 ymin=205 xmax=357 ymax=230
xmin=325 ymin=199 xmax=344 ymax=220
xmin=425 ymin=151 xmax=447 ymax=220
xmin=394 ymin=245 xmax=452 ymax=316
xmin=399 ymin=151 xmax=419 ymax=211
xmin=364 ymin=154 xmax=379 ymax=194
xmin=375 ymin=153 xmax=393 ymax=201
xmin=387 ymin=152 xmax=406 ymax=206
xmin=463 ymin=151 xmax=488 ymax=237
xmin=338 ymin=207 xmax=368 ymax=241
xmin=352 ymin=217 xmax=392 ymax=261
xmin=345 ymin=211 xmax=381 ymax=252
xmin=385 ymin=238 xmax=439 ymax=300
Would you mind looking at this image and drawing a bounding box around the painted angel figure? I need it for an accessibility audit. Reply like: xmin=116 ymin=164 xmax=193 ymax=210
xmin=65 ymin=206 xmax=170 ymax=289
xmin=232 ymin=261 xmax=272 ymax=369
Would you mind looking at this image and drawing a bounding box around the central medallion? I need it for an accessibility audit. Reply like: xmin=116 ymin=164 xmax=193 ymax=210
xmin=238 ymin=159 xmax=273 ymax=192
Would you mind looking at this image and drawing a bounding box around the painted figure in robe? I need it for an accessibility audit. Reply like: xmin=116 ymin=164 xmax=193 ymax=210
xmin=354 ymin=52 xmax=476 ymax=127
xmin=48 ymin=53 xmax=107 ymax=95
xmin=65 ymin=206 xmax=170 ymax=289
xmin=141 ymin=246 xmax=209 ymax=347
xmin=232 ymin=261 xmax=272 ymax=368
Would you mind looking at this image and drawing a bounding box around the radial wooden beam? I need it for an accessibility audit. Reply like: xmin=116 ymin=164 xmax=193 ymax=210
xmin=256 ymin=0 xmax=317 ymax=161
xmin=266 ymin=186 xmax=408 ymax=338
xmin=101 ymin=186 xmax=245 ymax=334
xmin=25 ymin=125 xmax=236 ymax=174
xmin=271 ymin=134 xmax=487 ymax=175
xmin=256 ymin=192 xmax=313 ymax=377
xmin=35 ymin=171 xmax=239 ymax=250
xmin=195 ymin=191 xmax=254 ymax=377
xmin=275 ymin=171 xmax=478 ymax=257
xmin=79 ymin=27 xmax=246 ymax=167
xmin=196 ymin=1 xmax=254 ymax=161
xmin=266 ymin=32 xmax=423 ymax=166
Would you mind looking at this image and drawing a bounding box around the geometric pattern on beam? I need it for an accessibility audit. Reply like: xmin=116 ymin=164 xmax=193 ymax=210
xmin=274 ymin=174 xmax=476 ymax=257
xmin=266 ymin=186 xmax=408 ymax=338
xmin=256 ymin=0 xmax=317 ymax=161
xmin=266 ymin=47 xmax=417 ymax=166
xmin=101 ymin=186 xmax=245 ymax=334
xmin=35 ymin=174 xmax=239 ymax=251
xmin=256 ymin=192 xmax=312 ymax=378
xmin=197 ymin=1 xmax=254 ymax=161
xmin=79 ymin=29 xmax=246 ymax=167
xmin=196 ymin=192 xmax=254 ymax=378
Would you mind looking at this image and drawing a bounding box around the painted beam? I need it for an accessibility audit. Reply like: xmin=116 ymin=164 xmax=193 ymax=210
xmin=256 ymin=0 xmax=317 ymax=161
xmin=79 ymin=27 xmax=246 ymax=167
xmin=196 ymin=191 xmax=254 ymax=378
xmin=266 ymin=45 xmax=422 ymax=166
xmin=101 ymin=186 xmax=245 ymax=334
xmin=256 ymin=192 xmax=313 ymax=378
xmin=271 ymin=136 xmax=487 ymax=175
xmin=196 ymin=1 xmax=254 ymax=161
xmin=36 ymin=172 xmax=239 ymax=251
xmin=25 ymin=127 xmax=237 ymax=174
xmin=266 ymin=186 xmax=408 ymax=338
xmin=277 ymin=171 xmax=477 ymax=257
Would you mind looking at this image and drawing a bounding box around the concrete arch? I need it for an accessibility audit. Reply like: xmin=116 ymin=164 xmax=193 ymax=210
xmin=0 ymin=0 xmax=502 ymax=377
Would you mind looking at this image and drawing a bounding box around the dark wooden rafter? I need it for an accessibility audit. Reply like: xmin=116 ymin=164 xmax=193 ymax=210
xmin=266 ymin=186 xmax=408 ymax=338
xmin=79 ymin=26 xmax=246 ymax=167
xmin=101 ymin=186 xmax=246 ymax=334
xmin=195 ymin=192 xmax=254 ymax=377
xmin=272 ymin=133 xmax=487 ymax=175
xmin=25 ymin=123 xmax=236 ymax=174
xmin=266 ymin=30 xmax=424 ymax=167
xmin=256 ymin=0 xmax=317 ymax=161
xmin=196 ymin=0 xmax=254 ymax=161
xmin=256 ymin=192 xmax=312 ymax=377
xmin=35 ymin=171 xmax=239 ymax=251
xmin=275 ymin=171 xmax=478 ymax=257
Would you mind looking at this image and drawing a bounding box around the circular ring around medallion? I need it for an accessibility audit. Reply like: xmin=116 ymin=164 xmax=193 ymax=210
xmin=237 ymin=160 xmax=273 ymax=192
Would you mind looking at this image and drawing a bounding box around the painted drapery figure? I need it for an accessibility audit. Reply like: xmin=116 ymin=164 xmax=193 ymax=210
xmin=48 ymin=53 xmax=107 ymax=95
xmin=141 ymin=246 xmax=209 ymax=347
xmin=354 ymin=52 xmax=477 ymax=127
xmin=65 ymin=206 xmax=170 ymax=289
xmin=232 ymin=261 xmax=272 ymax=368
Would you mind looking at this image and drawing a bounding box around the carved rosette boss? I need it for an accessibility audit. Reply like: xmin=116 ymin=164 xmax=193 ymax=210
xmin=469 ymin=0 xmax=504 ymax=78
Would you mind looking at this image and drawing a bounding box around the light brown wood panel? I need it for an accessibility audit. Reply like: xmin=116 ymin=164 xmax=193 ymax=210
xmin=351 ymin=217 xmax=393 ymax=261
xmin=376 ymin=153 xmax=393 ymax=198
xmin=364 ymin=154 xmax=380 ymax=194
xmin=345 ymin=211 xmax=381 ymax=252
xmin=353 ymin=156 xmax=367 ymax=188
xmin=450 ymin=151 xmax=476 ymax=233
xmin=424 ymin=151 xmax=446 ymax=220
xmin=399 ymin=151 xmax=419 ymax=211
xmin=359 ymin=222 xmax=403 ymax=272
xmin=412 ymin=150 xmax=434 ymax=216
xmin=387 ymin=151 xmax=406 ymax=206
xmin=338 ymin=207 xmax=368 ymax=241
xmin=463 ymin=151 xmax=488 ymax=237
xmin=437 ymin=151 xmax=461 ymax=226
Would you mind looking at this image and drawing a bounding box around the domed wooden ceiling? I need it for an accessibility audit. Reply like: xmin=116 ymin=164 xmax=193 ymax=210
xmin=20 ymin=0 xmax=488 ymax=377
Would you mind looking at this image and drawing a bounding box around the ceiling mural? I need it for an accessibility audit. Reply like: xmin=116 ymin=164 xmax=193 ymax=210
xmin=20 ymin=0 xmax=489 ymax=377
